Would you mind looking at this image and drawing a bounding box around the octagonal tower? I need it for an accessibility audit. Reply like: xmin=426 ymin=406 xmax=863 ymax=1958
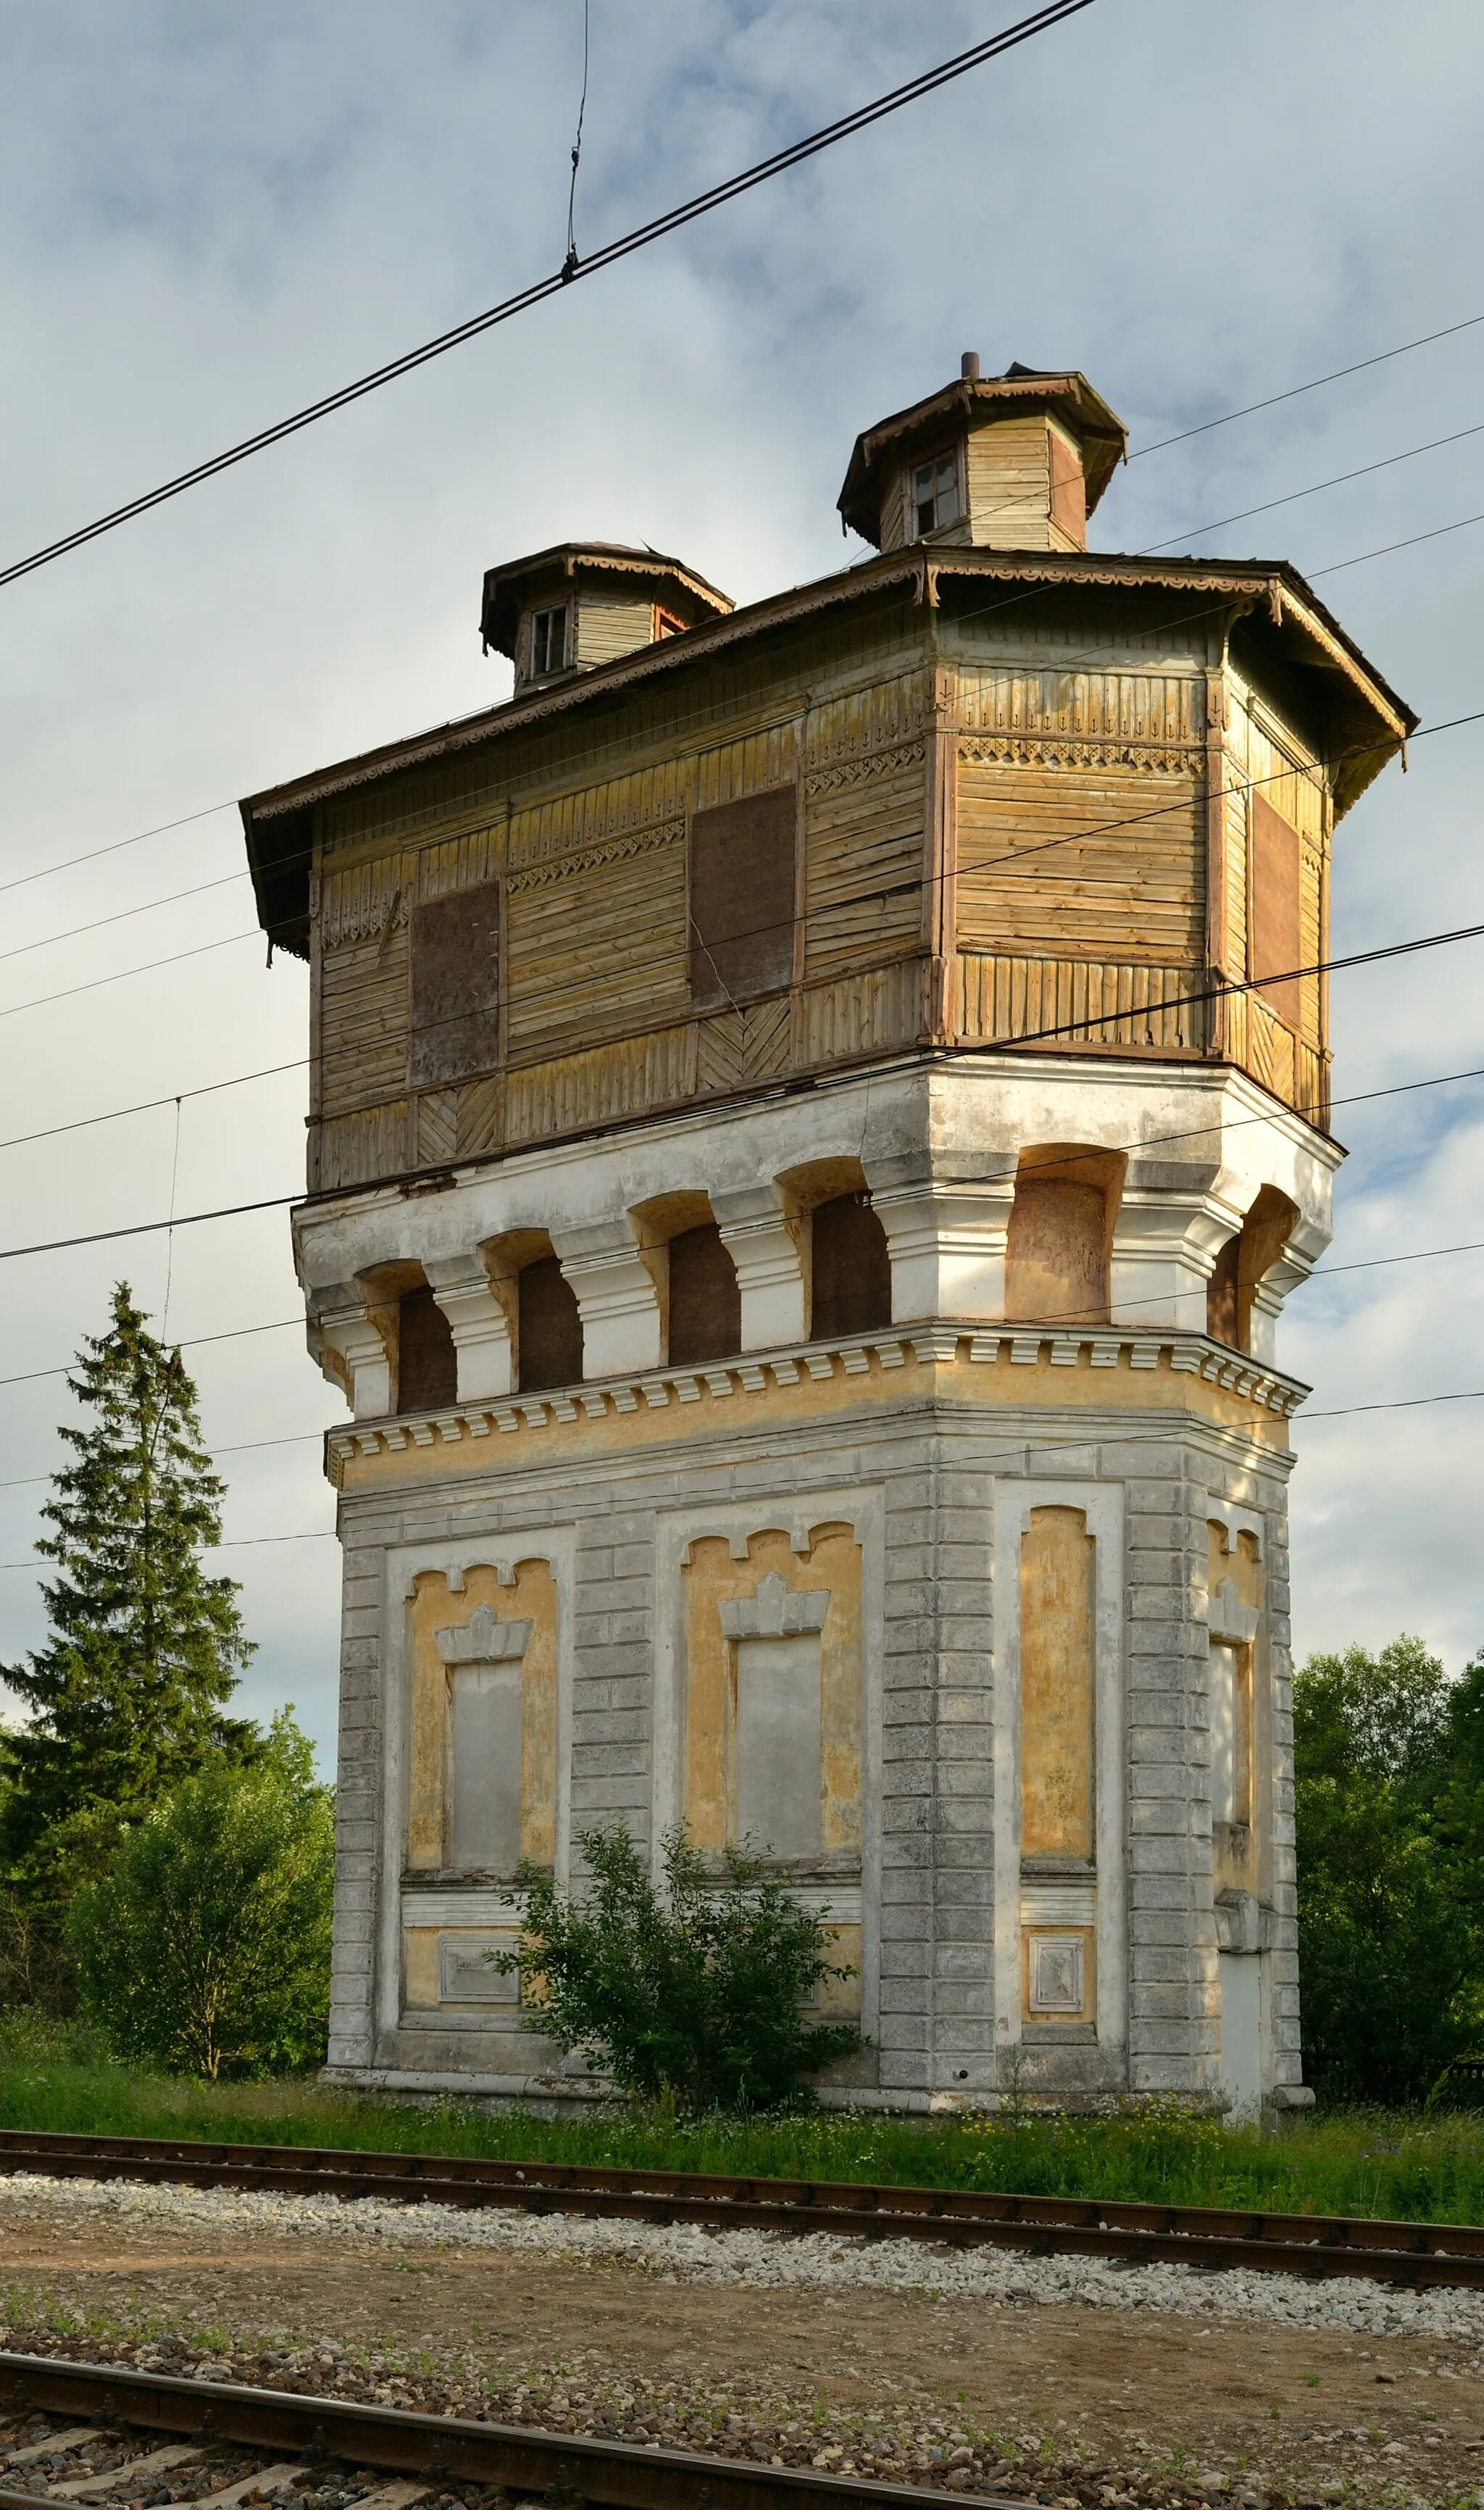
xmin=243 ymin=359 xmax=1414 ymax=2114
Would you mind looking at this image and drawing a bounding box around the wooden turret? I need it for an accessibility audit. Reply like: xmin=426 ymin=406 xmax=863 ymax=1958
xmin=838 ymin=355 xmax=1127 ymax=554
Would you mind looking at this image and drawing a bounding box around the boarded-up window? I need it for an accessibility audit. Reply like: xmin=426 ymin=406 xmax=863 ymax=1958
xmin=1206 ymin=1234 xmax=1241 ymax=1348
xmin=517 ymin=1254 xmax=583 ymax=1391
xmin=735 ymin=1635 xmax=823 ymax=1860
xmin=1049 ymin=426 xmax=1086 ymax=544
xmin=1209 ymin=1639 xmax=1252 ymax=1831
xmin=409 ymin=882 xmax=500 ymax=1088
xmin=688 ymin=787 xmax=796 ymax=1008
xmin=450 ymin=1667 xmax=522 ymax=1872
xmin=668 ymin=1222 xmax=741 ymax=1366
xmin=811 ymin=1193 xmax=892 ymax=1339
xmin=1250 ymin=794 xmax=1302 ymax=1031
xmin=1020 ymin=1506 xmax=1095 ymax=1862
xmin=1005 ymin=1146 xmax=1123 ymax=1330
xmin=398 ymin=1286 xmax=457 ymax=1412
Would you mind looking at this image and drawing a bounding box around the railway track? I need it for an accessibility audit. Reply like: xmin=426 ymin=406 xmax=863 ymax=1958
xmin=1 ymin=2125 xmax=1482 ymax=2290
xmin=0 ymin=2351 xmax=1000 ymax=2510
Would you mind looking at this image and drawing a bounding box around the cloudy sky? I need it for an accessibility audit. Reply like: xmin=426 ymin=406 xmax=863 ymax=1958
xmin=1 ymin=0 xmax=1481 ymax=1765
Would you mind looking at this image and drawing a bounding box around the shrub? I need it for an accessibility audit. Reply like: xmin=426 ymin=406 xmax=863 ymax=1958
xmin=494 ymin=1822 xmax=861 ymax=2112
xmin=69 ymin=1728 xmax=333 ymax=2080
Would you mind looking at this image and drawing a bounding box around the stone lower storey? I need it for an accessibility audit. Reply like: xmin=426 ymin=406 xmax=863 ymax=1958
xmin=322 ymin=1381 xmax=1305 ymax=2115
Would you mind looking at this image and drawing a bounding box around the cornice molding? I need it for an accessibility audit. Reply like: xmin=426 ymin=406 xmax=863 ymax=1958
xmin=324 ymin=1324 xmax=1304 ymax=1486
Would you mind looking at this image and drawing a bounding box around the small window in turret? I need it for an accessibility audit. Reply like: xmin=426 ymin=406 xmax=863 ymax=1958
xmin=529 ymin=602 xmax=570 ymax=676
xmin=654 ymin=607 xmax=685 ymax=639
xmin=912 ymin=451 xmax=959 ymax=535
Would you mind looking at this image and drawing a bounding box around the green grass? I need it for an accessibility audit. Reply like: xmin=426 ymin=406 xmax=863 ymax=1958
xmin=3 ymin=2011 xmax=1484 ymax=2226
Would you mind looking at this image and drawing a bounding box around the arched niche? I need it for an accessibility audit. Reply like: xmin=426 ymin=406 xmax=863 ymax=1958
xmin=776 ymin=1156 xmax=892 ymax=1340
xmin=630 ymin=1191 xmax=742 ymax=1367
xmin=481 ymin=1229 xmax=584 ymax=1393
xmin=358 ymin=1259 xmax=457 ymax=1414
xmin=1004 ymin=1145 xmax=1126 ymax=1331
xmin=1206 ymin=1185 xmax=1300 ymax=1353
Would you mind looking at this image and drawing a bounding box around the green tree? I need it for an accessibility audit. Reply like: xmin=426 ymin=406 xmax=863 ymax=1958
xmin=0 ymin=1283 xmax=255 ymax=1887
xmin=495 ymin=1822 xmax=861 ymax=2113
xmin=1293 ymin=1636 xmax=1477 ymax=2102
xmin=68 ymin=1715 xmax=333 ymax=2080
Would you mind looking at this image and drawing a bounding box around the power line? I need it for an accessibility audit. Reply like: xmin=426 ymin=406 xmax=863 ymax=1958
xmin=1145 ymin=417 xmax=1484 ymax=554
xmin=6 ymin=1359 xmax=1484 ymax=1577
xmin=0 ymin=800 xmax=237 ymax=901
xmin=0 ymin=1064 xmax=304 ymax=1156
xmin=4 ymin=1230 xmax=1480 ymax=1493
xmin=0 ymin=1426 xmax=322 ymax=1494
xmin=0 ymin=927 xmax=262 ymax=1025
xmin=14 ymin=313 xmax=1482 ymax=912
xmin=0 ymin=1314 xmax=301 ymax=1392
xmin=2 ymin=898 xmax=1484 ymax=1269
xmin=9 ymin=691 xmax=1475 ymax=1058
xmin=1130 ymin=313 xmax=1484 ymax=462
xmin=12 ymin=503 xmax=1483 ymax=996
xmin=0 ymin=1526 xmax=335 ymax=1572
xmin=0 ymin=1 xmax=1098 ymax=596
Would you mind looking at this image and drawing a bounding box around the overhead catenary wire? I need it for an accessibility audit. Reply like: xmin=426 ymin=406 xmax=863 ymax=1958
xmin=4 ymin=1229 xmax=1480 ymax=1496
xmin=0 ymin=1 xmax=1099 ymax=596
xmin=6 ymin=1360 xmax=1484 ymax=1577
xmin=1143 ymin=416 xmax=1484 ymax=555
xmin=3 ymin=901 xmax=1484 ymax=1268
xmin=1130 ymin=311 xmax=1484 ymax=460
xmin=9 ymin=692 xmax=1482 ymax=1057
xmin=10 ymin=305 xmax=1483 ymax=909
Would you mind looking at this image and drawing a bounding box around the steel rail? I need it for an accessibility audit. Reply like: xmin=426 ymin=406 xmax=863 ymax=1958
xmin=0 ymin=2351 xmax=1001 ymax=2510
xmin=1 ymin=2127 xmax=1483 ymax=2289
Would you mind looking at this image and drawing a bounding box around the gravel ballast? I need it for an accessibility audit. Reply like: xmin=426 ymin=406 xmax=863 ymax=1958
xmin=4 ymin=2168 xmax=1484 ymax=2346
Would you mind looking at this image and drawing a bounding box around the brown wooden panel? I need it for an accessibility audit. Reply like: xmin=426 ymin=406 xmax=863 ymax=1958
xmin=689 ymin=786 xmax=796 ymax=1008
xmin=409 ymin=881 xmax=500 ymax=1087
xmin=812 ymin=1194 xmax=892 ymax=1338
xmin=518 ymin=1256 xmax=583 ymax=1392
xmin=668 ymin=1223 xmax=741 ymax=1366
xmin=1250 ymin=793 xmax=1302 ymax=1031
xmin=1049 ymin=430 xmax=1086 ymax=545
xmin=398 ymin=1287 xmax=457 ymax=1412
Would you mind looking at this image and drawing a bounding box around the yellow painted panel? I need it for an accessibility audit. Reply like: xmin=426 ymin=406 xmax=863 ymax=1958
xmin=404 ymin=1928 xmax=439 ymax=2008
xmin=682 ymin=1524 xmax=862 ymax=1860
xmin=405 ymin=1558 xmax=559 ymax=1872
xmin=1020 ymin=1506 xmax=1094 ymax=1861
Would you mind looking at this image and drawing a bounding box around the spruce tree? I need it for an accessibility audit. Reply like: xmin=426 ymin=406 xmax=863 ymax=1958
xmin=1 ymin=1283 xmax=257 ymax=1884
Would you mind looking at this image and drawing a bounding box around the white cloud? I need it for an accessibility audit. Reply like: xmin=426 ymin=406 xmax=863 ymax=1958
xmin=1 ymin=0 xmax=1482 ymax=1764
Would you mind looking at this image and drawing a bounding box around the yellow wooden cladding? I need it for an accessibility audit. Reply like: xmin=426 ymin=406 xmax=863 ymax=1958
xmin=957 ymin=761 xmax=1204 ymax=965
xmin=958 ymin=951 xmax=1207 ymax=1054
xmin=507 ymin=818 xmax=688 ymax=1054
xmin=303 ymin=613 xmax=1339 ymax=1193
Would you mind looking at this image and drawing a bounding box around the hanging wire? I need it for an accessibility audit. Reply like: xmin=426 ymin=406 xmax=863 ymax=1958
xmin=160 ymin=1095 xmax=183 ymax=1343
xmin=562 ymin=0 xmax=591 ymax=280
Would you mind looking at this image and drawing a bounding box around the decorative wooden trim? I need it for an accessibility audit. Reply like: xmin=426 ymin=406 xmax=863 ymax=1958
xmin=505 ymin=816 xmax=683 ymax=893
xmin=804 ymin=737 xmax=925 ymax=797
xmin=1204 ymin=664 xmax=1230 ymax=1056
xmin=922 ymin=669 xmax=958 ymax=1045
xmin=958 ymin=732 xmax=1200 ymax=775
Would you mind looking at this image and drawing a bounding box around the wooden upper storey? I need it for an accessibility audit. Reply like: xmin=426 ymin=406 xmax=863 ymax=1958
xmin=243 ymin=544 xmax=1414 ymax=1201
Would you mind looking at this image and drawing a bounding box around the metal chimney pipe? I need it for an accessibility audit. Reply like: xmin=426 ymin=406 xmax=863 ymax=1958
xmin=960 ymin=351 xmax=980 ymax=380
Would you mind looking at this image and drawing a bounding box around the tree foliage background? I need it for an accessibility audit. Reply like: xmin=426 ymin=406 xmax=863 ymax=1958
xmin=1293 ymin=1635 xmax=1484 ymax=2104
xmin=0 ymin=1285 xmax=333 ymax=2075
